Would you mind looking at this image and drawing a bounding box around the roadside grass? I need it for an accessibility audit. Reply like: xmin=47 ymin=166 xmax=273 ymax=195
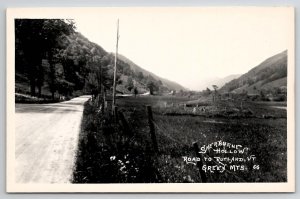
xmin=72 ymin=100 xmax=161 ymax=183
xmin=15 ymin=93 xmax=62 ymax=104
xmin=15 ymin=89 xmax=82 ymax=104
xmin=73 ymin=95 xmax=287 ymax=183
xmin=15 ymin=76 xmax=82 ymax=103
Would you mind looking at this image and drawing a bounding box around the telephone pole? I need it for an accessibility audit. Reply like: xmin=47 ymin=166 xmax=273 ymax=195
xmin=112 ymin=19 xmax=119 ymax=114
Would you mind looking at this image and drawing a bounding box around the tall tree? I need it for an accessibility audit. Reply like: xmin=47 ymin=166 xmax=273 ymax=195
xmin=146 ymin=80 xmax=158 ymax=95
xmin=15 ymin=19 xmax=44 ymax=96
xmin=15 ymin=19 xmax=75 ymax=98
xmin=212 ymin=85 xmax=218 ymax=101
xmin=212 ymin=85 xmax=218 ymax=92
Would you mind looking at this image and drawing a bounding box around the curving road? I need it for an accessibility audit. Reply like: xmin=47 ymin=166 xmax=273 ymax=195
xmin=15 ymin=95 xmax=91 ymax=184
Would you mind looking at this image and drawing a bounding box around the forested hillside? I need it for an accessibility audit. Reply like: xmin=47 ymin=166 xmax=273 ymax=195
xmin=15 ymin=19 xmax=185 ymax=101
xmin=116 ymin=54 xmax=186 ymax=92
xmin=220 ymin=50 xmax=287 ymax=96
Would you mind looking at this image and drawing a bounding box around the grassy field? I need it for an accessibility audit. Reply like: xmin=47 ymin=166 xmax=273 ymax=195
xmin=73 ymin=95 xmax=287 ymax=183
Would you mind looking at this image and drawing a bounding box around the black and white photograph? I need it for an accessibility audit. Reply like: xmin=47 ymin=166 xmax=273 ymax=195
xmin=6 ymin=7 xmax=295 ymax=192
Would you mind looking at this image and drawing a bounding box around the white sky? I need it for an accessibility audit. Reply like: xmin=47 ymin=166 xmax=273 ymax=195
xmin=73 ymin=7 xmax=292 ymax=90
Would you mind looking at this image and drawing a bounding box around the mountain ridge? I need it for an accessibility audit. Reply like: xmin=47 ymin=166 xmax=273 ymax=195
xmin=115 ymin=53 xmax=187 ymax=92
xmin=199 ymin=74 xmax=241 ymax=91
xmin=220 ymin=50 xmax=287 ymax=94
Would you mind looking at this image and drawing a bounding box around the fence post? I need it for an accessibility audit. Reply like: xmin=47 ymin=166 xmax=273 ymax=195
xmin=114 ymin=106 xmax=118 ymax=123
xmin=118 ymin=111 xmax=132 ymax=137
xmin=146 ymin=105 xmax=158 ymax=153
xmin=193 ymin=142 xmax=207 ymax=183
xmin=100 ymin=92 xmax=105 ymax=114
xmin=97 ymin=94 xmax=101 ymax=108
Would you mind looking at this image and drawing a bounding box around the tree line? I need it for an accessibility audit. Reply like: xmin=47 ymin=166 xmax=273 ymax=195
xmin=15 ymin=19 xmax=115 ymax=100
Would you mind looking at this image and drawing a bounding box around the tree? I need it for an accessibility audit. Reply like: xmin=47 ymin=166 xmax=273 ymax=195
xmin=85 ymin=72 xmax=99 ymax=99
xmin=51 ymin=33 xmax=113 ymax=98
xmin=15 ymin=19 xmax=75 ymax=98
xmin=133 ymin=87 xmax=138 ymax=97
xmin=212 ymin=85 xmax=218 ymax=92
xmin=15 ymin=19 xmax=118 ymax=101
xmin=212 ymin=85 xmax=218 ymax=102
xmin=137 ymin=72 xmax=144 ymax=81
xmin=206 ymin=87 xmax=211 ymax=94
xmin=126 ymin=77 xmax=134 ymax=91
xmin=57 ymin=79 xmax=75 ymax=99
xmin=146 ymin=80 xmax=158 ymax=95
xmin=15 ymin=19 xmax=44 ymax=96
xmin=36 ymin=60 xmax=46 ymax=97
xmin=247 ymin=78 xmax=254 ymax=85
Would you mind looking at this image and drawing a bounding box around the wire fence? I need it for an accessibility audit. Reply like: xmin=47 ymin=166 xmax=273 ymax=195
xmin=110 ymin=104 xmax=246 ymax=183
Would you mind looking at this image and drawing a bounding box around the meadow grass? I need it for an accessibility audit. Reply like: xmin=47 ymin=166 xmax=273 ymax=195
xmin=73 ymin=95 xmax=287 ymax=183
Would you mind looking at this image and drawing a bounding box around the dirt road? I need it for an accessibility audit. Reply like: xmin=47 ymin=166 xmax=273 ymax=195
xmin=15 ymin=95 xmax=91 ymax=183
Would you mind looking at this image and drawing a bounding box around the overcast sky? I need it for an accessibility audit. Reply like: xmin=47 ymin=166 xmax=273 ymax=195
xmin=74 ymin=7 xmax=292 ymax=90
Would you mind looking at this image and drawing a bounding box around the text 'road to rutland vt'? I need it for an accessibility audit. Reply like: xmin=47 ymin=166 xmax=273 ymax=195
xmin=7 ymin=7 xmax=295 ymax=192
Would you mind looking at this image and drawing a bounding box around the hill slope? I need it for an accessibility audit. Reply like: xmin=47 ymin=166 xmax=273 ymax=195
xmin=63 ymin=33 xmax=186 ymax=94
xmin=199 ymin=74 xmax=241 ymax=91
xmin=220 ymin=50 xmax=287 ymax=94
xmin=15 ymin=21 xmax=186 ymax=97
xmin=116 ymin=54 xmax=186 ymax=92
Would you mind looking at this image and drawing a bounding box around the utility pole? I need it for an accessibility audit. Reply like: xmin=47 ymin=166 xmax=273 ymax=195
xmin=112 ymin=19 xmax=119 ymax=114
